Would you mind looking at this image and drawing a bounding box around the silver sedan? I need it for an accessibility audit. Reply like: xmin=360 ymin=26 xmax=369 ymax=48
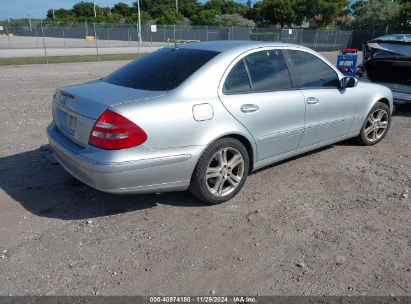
xmin=47 ymin=41 xmax=393 ymax=204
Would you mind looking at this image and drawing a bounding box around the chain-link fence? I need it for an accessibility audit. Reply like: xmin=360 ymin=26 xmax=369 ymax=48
xmin=1 ymin=23 xmax=409 ymax=61
xmin=0 ymin=24 xmax=355 ymax=49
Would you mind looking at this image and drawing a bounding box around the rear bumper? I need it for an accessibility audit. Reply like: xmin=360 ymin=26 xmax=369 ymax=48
xmin=46 ymin=123 xmax=201 ymax=194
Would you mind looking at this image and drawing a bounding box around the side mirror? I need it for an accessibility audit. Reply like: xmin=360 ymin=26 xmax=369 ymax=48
xmin=340 ymin=76 xmax=358 ymax=89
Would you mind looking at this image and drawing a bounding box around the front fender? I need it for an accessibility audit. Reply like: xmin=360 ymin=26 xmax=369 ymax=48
xmin=354 ymin=81 xmax=394 ymax=124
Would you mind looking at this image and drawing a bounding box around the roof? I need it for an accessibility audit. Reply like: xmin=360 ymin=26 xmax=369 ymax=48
xmin=171 ymin=40 xmax=304 ymax=53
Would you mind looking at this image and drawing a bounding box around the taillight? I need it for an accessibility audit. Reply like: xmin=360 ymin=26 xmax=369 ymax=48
xmin=338 ymin=67 xmax=350 ymax=73
xmin=89 ymin=109 xmax=147 ymax=150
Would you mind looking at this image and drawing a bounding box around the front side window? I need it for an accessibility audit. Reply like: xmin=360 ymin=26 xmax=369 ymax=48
xmin=104 ymin=48 xmax=219 ymax=91
xmin=287 ymin=50 xmax=339 ymax=88
xmin=244 ymin=50 xmax=292 ymax=92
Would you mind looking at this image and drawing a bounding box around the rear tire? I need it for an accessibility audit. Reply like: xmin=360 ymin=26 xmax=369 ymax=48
xmin=356 ymin=102 xmax=391 ymax=146
xmin=189 ymin=138 xmax=249 ymax=204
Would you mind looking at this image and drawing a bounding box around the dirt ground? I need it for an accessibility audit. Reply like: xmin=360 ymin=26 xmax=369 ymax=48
xmin=0 ymin=58 xmax=410 ymax=296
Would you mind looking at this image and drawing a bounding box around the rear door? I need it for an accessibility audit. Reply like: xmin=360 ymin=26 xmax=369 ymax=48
xmin=218 ymin=49 xmax=305 ymax=161
xmin=285 ymin=49 xmax=357 ymax=147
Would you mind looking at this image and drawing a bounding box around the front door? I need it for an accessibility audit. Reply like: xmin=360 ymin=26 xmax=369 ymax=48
xmin=218 ymin=49 xmax=306 ymax=161
xmin=285 ymin=49 xmax=357 ymax=147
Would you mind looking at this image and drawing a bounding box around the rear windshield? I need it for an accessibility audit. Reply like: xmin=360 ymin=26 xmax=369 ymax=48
xmin=103 ymin=48 xmax=219 ymax=91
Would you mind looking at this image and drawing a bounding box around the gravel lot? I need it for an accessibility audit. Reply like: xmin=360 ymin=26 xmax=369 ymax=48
xmin=0 ymin=59 xmax=410 ymax=296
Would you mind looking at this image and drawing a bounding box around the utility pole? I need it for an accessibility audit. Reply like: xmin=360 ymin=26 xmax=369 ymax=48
xmin=93 ymin=0 xmax=97 ymax=18
xmin=27 ymin=9 xmax=32 ymax=31
xmin=51 ymin=0 xmax=55 ymax=20
xmin=176 ymin=0 xmax=178 ymax=13
xmin=137 ymin=0 xmax=142 ymax=43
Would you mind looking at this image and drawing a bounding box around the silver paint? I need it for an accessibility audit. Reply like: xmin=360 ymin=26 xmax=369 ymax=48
xmin=47 ymin=41 xmax=394 ymax=194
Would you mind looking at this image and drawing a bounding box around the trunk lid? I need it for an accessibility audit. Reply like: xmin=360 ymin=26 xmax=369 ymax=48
xmin=52 ymin=81 xmax=166 ymax=147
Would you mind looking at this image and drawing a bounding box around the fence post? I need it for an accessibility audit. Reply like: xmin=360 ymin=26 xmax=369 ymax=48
xmin=325 ymin=31 xmax=330 ymax=51
xmin=40 ymin=21 xmax=48 ymax=64
xmin=35 ymin=26 xmax=39 ymax=48
xmin=93 ymin=22 xmax=99 ymax=63
xmin=206 ymin=26 xmax=209 ymax=41
xmin=5 ymin=27 xmax=11 ymax=49
xmin=299 ymin=28 xmax=303 ymax=45
xmin=62 ymin=29 xmax=66 ymax=48
xmin=314 ymin=31 xmax=318 ymax=51
xmin=128 ymin=28 xmax=131 ymax=46
xmin=337 ymin=30 xmax=341 ymax=50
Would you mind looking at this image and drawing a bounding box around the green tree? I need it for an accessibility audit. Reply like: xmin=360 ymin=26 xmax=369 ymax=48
xmin=191 ymin=9 xmax=220 ymax=25
xmin=314 ymin=0 xmax=348 ymax=27
xmin=352 ymin=0 xmax=401 ymax=30
xmin=214 ymin=13 xmax=256 ymax=27
xmin=136 ymin=0 xmax=200 ymax=19
xmin=46 ymin=8 xmax=73 ymax=20
xmin=155 ymin=10 xmax=185 ymax=24
xmin=399 ymin=0 xmax=411 ymax=29
xmin=125 ymin=11 xmax=152 ymax=25
xmin=111 ymin=2 xmax=131 ymax=16
xmin=203 ymin=0 xmax=248 ymax=15
xmin=255 ymin=0 xmax=296 ymax=27
xmin=72 ymin=2 xmax=96 ymax=17
xmin=291 ymin=0 xmax=316 ymax=25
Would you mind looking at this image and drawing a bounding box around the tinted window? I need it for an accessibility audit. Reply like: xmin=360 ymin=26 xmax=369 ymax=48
xmin=287 ymin=50 xmax=339 ymax=88
xmin=104 ymin=48 xmax=219 ymax=91
xmin=223 ymin=60 xmax=251 ymax=94
xmin=244 ymin=50 xmax=292 ymax=92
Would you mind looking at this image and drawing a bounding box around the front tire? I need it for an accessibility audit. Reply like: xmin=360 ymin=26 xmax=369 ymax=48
xmin=356 ymin=102 xmax=391 ymax=146
xmin=189 ymin=138 xmax=249 ymax=204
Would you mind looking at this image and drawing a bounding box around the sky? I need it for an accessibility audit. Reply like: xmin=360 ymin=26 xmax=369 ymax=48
xmin=0 ymin=0 xmax=136 ymax=20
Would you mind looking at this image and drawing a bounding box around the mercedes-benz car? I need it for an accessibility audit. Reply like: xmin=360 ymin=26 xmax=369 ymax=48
xmin=47 ymin=41 xmax=393 ymax=204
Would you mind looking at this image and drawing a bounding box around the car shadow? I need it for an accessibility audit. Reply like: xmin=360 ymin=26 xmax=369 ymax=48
xmin=0 ymin=147 xmax=205 ymax=221
xmin=393 ymin=103 xmax=411 ymax=117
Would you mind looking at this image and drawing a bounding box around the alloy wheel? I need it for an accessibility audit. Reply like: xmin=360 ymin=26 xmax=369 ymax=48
xmin=205 ymin=147 xmax=245 ymax=197
xmin=364 ymin=109 xmax=389 ymax=142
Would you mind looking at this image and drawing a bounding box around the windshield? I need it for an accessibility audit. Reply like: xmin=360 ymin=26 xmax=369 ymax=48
xmin=103 ymin=48 xmax=219 ymax=91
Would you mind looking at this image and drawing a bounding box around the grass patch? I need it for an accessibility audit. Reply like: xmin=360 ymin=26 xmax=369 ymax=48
xmin=0 ymin=53 xmax=146 ymax=66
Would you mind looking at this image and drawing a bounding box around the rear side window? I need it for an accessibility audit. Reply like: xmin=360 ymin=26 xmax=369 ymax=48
xmin=244 ymin=50 xmax=292 ymax=92
xmin=287 ymin=50 xmax=339 ymax=88
xmin=223 ymin=60 xmax=252 ymax=94
xmin=104 ymin=48 xmax=219 ymax=91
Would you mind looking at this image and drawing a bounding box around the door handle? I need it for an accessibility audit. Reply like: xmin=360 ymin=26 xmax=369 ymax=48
xmin=306 ymin=97 xmax=319 ymax=104
xmin=241 ymin=104 xmax=259 ymax=113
